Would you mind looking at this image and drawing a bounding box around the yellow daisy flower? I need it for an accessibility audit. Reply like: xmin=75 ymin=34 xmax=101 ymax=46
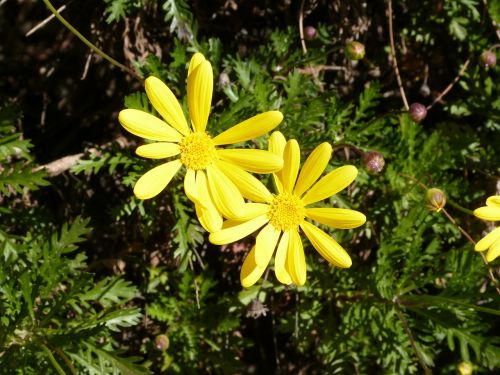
xmin=209 ymin=131 xmax=366 ymax=287
xmin=118 ymin=53 xmax=284 ymax=232
xmin=473 ymin=195 xmax=500 ymax=262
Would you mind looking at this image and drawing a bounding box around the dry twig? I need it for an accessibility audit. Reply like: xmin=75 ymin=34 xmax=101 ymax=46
xmin=426 ymin=58 xmax=471 ymax=110
xmin=386 ymin=0 xmax=409 ymax=110
xmin=26 ymin=4 xmax=67 ymax=37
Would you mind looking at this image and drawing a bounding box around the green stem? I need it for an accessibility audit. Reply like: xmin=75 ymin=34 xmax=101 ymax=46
xmin=447 ymin=199 xmax=474 ymax=215
xmin=41 ymin=0 xmax=142 ymax=82
xmin=393 ymin=301 xmax=431 ymax=374
xmin=40 ymin=344 xmax=66 ymax=375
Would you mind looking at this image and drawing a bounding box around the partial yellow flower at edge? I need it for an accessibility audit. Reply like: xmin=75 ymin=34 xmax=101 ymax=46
xmin=209 ymin=131 xmax=366 ymax=287
xmin=118 ymin=53 xmax=284 ymax=233
xmin=473 ymin=195 xmax=500 ymax=262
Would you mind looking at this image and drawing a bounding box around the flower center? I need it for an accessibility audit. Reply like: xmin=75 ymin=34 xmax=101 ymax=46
xmin=179 ymin=132 xmax=216 ymax=170
xmin=267 ymin=193 xmax=305 ymax=231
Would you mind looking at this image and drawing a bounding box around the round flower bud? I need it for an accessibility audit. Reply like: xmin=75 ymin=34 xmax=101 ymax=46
xmin=458 ymin=361 xmax=473 ymax=375
xmin=304 ymin=26 xmax=317 ymax=41
xmin=344 ymin=41 xmax=365 ymax=60
xmin=154 ymin=334 xmax=169 ymax=352
xmin=409 ymin=103 xmax=427 ymax=123
xmin=363 ymin=151 xmax=385 ymax=174
xmin=426 ymin=188 xmax=446 ymax=212
xmin=480 ymin=51 xmax=496 ymax=68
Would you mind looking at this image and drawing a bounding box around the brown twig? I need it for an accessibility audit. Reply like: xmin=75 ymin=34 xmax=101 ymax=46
xmin=26 ymin=4 xmax=68 ymax=37
xmin=426 ymin=58 xmax=471 ymax=110
xmin=441 ymin=208 xmax=500 ymax=295
xmin=394 ymin=300 xmax=431 ymax=375
xmin=386 ymin=0 xmax=409 ymax=110
xmin=298 ymin=0 xmax=307 ymax=54
xmin=35 ymin=152 xmax=85 ymax=177
xmin=298 ymin=65 xmax=346 ymax=74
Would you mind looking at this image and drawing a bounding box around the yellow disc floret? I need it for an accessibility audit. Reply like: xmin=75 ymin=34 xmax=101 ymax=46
xmin=268 ymin=192 xmax=305 ymax=231
xmin=179 ymin=132 xmax=216 ymax=170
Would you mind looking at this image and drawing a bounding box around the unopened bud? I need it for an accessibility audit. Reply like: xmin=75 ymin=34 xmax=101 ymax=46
xmin=427 ymin=188 xmax=446 ymax=212
xmin=458 ymin=361 xmax=473 ymax=375
xmin=409 ymin=103 xmax=427 ymax=123
xmin=344 ymin=41 xmax=365 ymax=60
xmin=154 ymin=334 xmax=169 ymax=351
xmin=480 ymin=51 xmax=496 ymax=68
xmin=363 ymin=151 xmax=385 ymax=174
xmin=304 ymin=26 xmax=317 ymax=41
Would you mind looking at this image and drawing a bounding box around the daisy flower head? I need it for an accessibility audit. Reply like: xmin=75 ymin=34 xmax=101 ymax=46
xmin=209 ymin=131 xmax=366 ymax=287
xmin=473 ymin=195 xmax=500 ymax=262
xmin=118 ymin=53 xmax=284 ymax=232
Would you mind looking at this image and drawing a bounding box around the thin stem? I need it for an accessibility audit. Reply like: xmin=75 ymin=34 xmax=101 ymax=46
xmin=387 ymin=0 xmax=409 ymax=110
xmin=447 ymin=199 xmax=474 ymax=216
xmin=441 ymin=208 xmax=477 ymax=245
xmin=299 ymin=0 xmax=307 ymax=54
xmin=426 ymin=58 xmax=470 ymax=110
xmin=40 ymin=344 xmax=66 ymax=375
xmin=441 ymin=208 xmax=500 ymax=295
xmin=41 ymin=0 xmax=142 ymax=82
xmin=394 ymin=300 xmax=431 ymax=374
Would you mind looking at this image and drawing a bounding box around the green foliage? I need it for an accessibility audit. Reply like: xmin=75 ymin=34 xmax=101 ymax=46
xmin=0 ymin=216 xmax=147 ymax=374
xmin=0 ymin=103 xmax=48 ymax=195
xmin=4 ymin=1 xmax=500 ymax=373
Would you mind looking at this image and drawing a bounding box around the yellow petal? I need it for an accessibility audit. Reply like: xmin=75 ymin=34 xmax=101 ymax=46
xmin=486 ymin=238 xmax=500 ymax=262
xmin=209 ymin=214 xmax=269 ymax=245
xmin=215 ymin=159 xmax=273 ymax=203
xmin=212 ymin=111 xmax=284 ymax=145
xmin=136 ymin=142 xmax=180 ymax=159
xmin=216 ymin=149 xmax=283 ymax=173
xmin=119 ymin=109 xmax=182 ymax=142
xmin=144 ymin=76 xmax=190 ymax=135
xmin=287 ymin=230 xmax=306 ymax=286
xmin=187 ymin=60 xmax=213 ymax=132
xmin=269 ymin=131 xmax=286 ymax=188
xmin=188 ymin=52 xmax=206 ymax=77
xmin=274 ymin=231 xmax=292 ymax=285
xmin=133 ymin=160 xmax=182 ymax=200
xmin=237 ymin=203 xmax=270 ymax=221
xmin=240 ymin=246 xmax=267 ymax=288
xmin=195 ymin=171 xmax=223 ymax=232
xmin=475 ymin=227 xmax=500 ymax=251
xmin=268 ymin=131 xmax=286 ymax=155
xmin=302 ymin=165 xmax=358 ymax=206
xmin=300 ymin=220 xmax=352 ymax=268
xmin=184 ymin=169 xmax=198 ymax=204
xmin=206 ymin=165 xmax=245 ymax=219
xmin=294 ymin=142 xmax=332 ymax=197
xmin=305 ymin=208 xmax=366 ymax=229
xmin=282 ymin=139 xmax=300 ymax=193
xmin=486 ymin=196 xmax=500 ymax=208
xmin=254 ymin=224 xmax=281 ymax=268
xmin=474 ymin=206 xmax=500 ymax=221
xmin=273 ymin=175 xmax=284 ymax=194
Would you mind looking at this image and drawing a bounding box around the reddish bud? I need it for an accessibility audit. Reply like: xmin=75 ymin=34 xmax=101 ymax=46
xmin=304 ymin=26 xmax=317 ymax=41
xmin=480 ymin=51 xmax=496 ymax=68
xmin=409 ymin=103 xmax=427 ymax=123
xmin=363 ymin=151 xmax=385 ymax=174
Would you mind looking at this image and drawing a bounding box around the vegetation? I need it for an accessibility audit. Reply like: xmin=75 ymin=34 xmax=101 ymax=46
xmin=0 ymin=0 xmax=499 ymax=373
